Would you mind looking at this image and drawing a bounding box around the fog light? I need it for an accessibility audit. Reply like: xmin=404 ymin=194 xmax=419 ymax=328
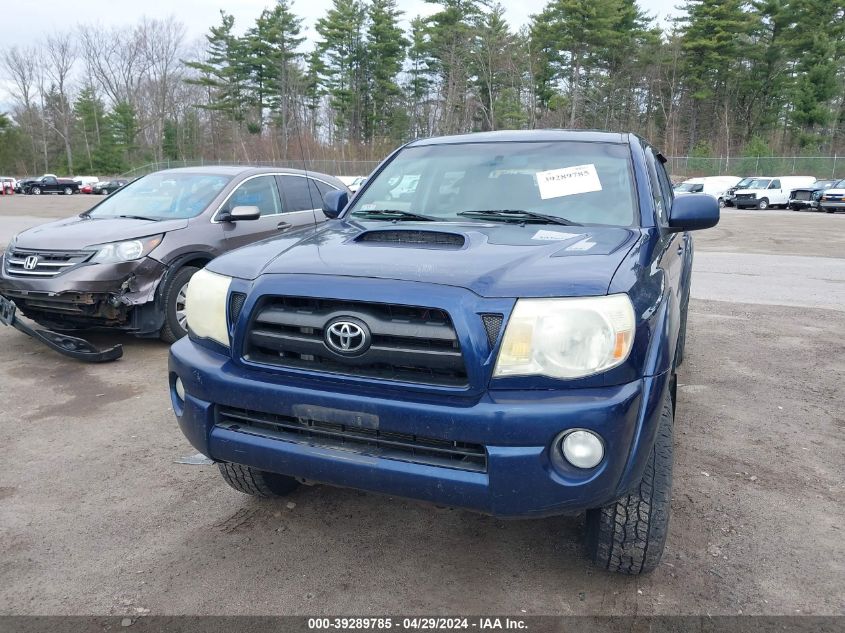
xmin=175 ymin=377 xmax=186 ymax=402
xmin=561 ymin=430 xmax=604 ymax=469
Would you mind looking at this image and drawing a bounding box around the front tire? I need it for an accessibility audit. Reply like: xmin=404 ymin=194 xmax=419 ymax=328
xmin=218 ymin=463 xmax=300 ymax=497
xmin=585 ymin=391 xmax=673 ymax=575
xmin=757 ymin=198 xmax=769 ymax=210
xmin=30 ymin=186 xmax=41 ymax=195
xmin=159 ymin=266 xmax=199 ymax=343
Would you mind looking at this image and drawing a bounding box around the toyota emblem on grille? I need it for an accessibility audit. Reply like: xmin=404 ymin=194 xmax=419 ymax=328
xmin=23 ymin=255 xmax=39 ymax=270
xmin=324 ymin=318 xmax=370 ymax=355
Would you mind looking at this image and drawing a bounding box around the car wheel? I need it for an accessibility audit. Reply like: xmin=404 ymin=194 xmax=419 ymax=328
xmin=757 ymin=198 xmax=769 ymax=210
xmin=63 ymin=186 xmax=73 ymax=195
xmin=31 ymin=186 xmax=41 ymax=195
xmin=159 ymin=266 xmax=200 ymax=343
xmin=585 ymin=389 xmax=673 ymax=575
xmin=218 ymin=462 xmax=300 ymax=497
xmin=825 ymin=208 xmax=835 ymax=214
xmin=718 ymin=198 xmax=725 ymax=208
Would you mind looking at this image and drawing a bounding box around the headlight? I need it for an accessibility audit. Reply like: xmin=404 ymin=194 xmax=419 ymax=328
xmin=89 ymin=234 xmax=162 ymax=263
xmin=185 ymin=268 xmax=231 ymax=347
xmin=494 ymin=294 xmax=635 ymax=379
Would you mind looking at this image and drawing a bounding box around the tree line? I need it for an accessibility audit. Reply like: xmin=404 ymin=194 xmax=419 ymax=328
xmin=1 ymin=0 xmax=844 ymax=177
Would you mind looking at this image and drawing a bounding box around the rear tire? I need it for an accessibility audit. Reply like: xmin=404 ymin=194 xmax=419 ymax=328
xmin=218 ymin=462 xmax=300 ymax=497
xmin=63 ymin=186 xmax=73 ymax=195
xmin=585 ymin=391 xmax=673 ymax=575
xmin=159 ymin=266 xmax=199 ymax=343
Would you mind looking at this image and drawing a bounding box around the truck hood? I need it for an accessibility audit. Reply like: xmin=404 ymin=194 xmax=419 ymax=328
xmin=13 ymin=215 xmax=188 ymax=250
xmin=209 ymin=220 xmax=640 ymax=298
xmin=822 ymin=188 xmax=845 ymax=196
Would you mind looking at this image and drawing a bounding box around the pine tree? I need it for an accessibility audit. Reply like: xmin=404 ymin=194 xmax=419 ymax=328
xmin=365 ymin=0 xmax=408 ymax=143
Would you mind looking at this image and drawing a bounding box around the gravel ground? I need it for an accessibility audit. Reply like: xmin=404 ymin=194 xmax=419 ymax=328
xmin=0 ymin=195 xmax=843 ymax=616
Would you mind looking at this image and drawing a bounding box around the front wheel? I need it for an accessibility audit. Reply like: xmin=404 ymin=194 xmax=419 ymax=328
xmin=30 ymin=186 xmax=41 ymax=195
xmin=757 ymin=198 xmax=769 ymax=210
xmin=218 ymin=463 xmax=300 ymax=497
xmin=585 ymin=390 xmax=673 ymax=575
xmin=159 ymin=266 xmax=199 ymax=343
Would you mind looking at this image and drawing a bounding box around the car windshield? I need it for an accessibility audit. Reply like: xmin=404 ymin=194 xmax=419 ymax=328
xmin=347 ymin=141 xmax=637 ymax=226
xmin=735 ymin=178 xmax=753 ymax=188
xmin=745 ymin=179 xmax=772 ymax=189
xmin=674 ymin=182 xmax=703 ymax=192
xmin=87 ymin=172 xmax=232 ymax=220
xmin=831 ymin=180 xmax=845 ymax=188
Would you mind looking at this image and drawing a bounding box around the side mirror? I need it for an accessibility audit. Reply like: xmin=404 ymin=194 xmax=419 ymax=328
xmin=222 ymin=205 xmax=261 ymax=222
xmin=322 ymin=190 xmax=348 ymax=219
xmin=668 ymin=194 xmax=719 ymax=232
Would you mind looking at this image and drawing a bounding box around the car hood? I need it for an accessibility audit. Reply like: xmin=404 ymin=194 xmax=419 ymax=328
xmin=209 ymin=220 xmax=640 ymax=298
xmin=822 ymin=188 xmax=845 ymax=196
xmin=13 ymin=215 xmax=188 ymax=250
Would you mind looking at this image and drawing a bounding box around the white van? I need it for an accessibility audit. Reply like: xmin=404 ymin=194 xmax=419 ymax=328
xmin=674 ymin=176 xmax=742 ymax=200
xmin=733 ymin=176 xmax=816 ymax=209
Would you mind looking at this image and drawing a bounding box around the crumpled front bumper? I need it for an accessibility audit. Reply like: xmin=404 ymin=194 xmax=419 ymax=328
xmin=0 ymin=254 xmax=167 ymax=330
xmin=169 ymin=337 xmax=671 ymax=518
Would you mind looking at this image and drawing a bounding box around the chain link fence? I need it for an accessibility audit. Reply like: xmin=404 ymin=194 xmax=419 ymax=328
xmin=665 ymin=156 xmax=844 ymax=179
xmin=120 ymin=159 xmax=381 ymax=179
xmin=121 ymin=156 xmax=845 ymax=181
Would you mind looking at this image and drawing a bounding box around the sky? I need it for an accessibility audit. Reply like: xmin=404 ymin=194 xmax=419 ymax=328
xmin=1 ymin=0 xmax=680 ymax=52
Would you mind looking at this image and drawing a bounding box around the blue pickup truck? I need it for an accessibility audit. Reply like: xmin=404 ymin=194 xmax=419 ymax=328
xmin=169 ymin=130 xmax=718 ymax=574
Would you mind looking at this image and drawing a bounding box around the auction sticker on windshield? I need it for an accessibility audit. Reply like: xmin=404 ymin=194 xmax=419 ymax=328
xmin=536 ymin=164 xmax=602 ymax=200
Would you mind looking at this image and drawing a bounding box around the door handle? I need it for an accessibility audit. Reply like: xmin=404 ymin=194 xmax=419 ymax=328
xmin=276 ymin=221 xmax=292 ymax=231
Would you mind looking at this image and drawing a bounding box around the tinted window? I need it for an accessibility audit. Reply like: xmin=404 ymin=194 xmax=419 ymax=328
xmin=279 ymin=175 xmax=318 ymax=212
xmin=770 ymin=179 xmax=781 ymax=189
xmin=313 ymin=179 xmax=338 ymax=199
xmin=228 ymin=175 xmax=282 ymax=217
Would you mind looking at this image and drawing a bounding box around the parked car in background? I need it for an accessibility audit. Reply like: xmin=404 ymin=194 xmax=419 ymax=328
xmin=94 ymin=179 xmax=129 ymax=195
xmin=819 ymin=181 xmax=845 ymax=213
xmin=337 ymin=175 xmax=367 ymax=193
xmin=733 ymin=176 xmax=816 ymax=209
xmin=74 ymin=176 xmax=101 ymax=187
xmin=788 ymin=179 xmax=841 ymax=211
xmin=0 ymin=167 xmax=348 ymax=359
xmin=0 ymin=177 xmax=16 ymax=193
xmin=79 ymin=183 xmax=95 ymax=194
xmin=170 ymin=130 xmax=720 ymax=575
xmin=721 ymin=177 xmax=754 ymax=207
xmin=674 ymin=176 xmax=741 ymax=200
xmin=23 ymin=175 xmax=80 ymax=195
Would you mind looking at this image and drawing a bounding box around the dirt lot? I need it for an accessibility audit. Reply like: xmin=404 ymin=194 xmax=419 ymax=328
xmin=0 ymin=194 xmax=843 ymax=616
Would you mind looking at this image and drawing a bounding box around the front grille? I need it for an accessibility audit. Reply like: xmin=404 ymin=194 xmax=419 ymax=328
xmin=793 ymin=190 xmax=812 ymax=201
xmin=4 ymin=248 xmax=92 ymax=277
xmin=245 ymin=296 xmax=468 ymax=387
xmin=217 ymin=406 xmax=487 ymax=472
xmin=229 ymin=292 xmax=247 ymax=324
xmin=734 ymin=194 xmax=756 ymax=201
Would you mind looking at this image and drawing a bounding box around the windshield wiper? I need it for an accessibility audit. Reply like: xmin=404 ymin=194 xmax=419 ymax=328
xmin=457 ymin=209 xmax=581 ymax=226
xmin=351 ymin=209 xmax=435 ymax=222
xmin=115 ymin=214 xmax=158 ymax=221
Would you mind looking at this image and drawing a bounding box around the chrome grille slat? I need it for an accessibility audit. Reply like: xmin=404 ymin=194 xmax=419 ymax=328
xmin=4 ymin=248 xmax=92 ymax=278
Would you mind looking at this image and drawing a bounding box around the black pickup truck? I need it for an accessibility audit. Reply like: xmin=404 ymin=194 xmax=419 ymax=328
xmin=24 ymin=176 xmax=80 ymax=195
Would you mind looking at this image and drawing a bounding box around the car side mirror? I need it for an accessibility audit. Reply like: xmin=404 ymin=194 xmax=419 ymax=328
xmin=322 ymin=190 xmax=348 ymax=219
xmin=222 ymin=205 xmax=261 ymax=222
xmin=668 ymin=194 xmax=719 ymax=232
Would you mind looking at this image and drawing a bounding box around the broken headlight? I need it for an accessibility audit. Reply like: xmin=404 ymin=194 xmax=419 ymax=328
xmin=89 ymin=234 xmax=163 ymax=264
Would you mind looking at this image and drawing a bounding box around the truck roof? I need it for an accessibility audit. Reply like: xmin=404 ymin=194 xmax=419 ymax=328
xmin=408 ymin=129 xmax=630 ymax=147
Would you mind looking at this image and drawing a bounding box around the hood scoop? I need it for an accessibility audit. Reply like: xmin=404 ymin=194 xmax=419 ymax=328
xmin=354 ymin=229 xmax=466 ymax=250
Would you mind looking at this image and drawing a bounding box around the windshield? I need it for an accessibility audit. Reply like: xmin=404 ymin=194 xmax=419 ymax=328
xmin=674 ymin=182 xmax=703 ymax=193
xmin=735 ymin=178 xmax=753 ymax=188
xmin=87 ymin=172 xmax=232 ymax=220
xmin=744 ymin=179 xmax=772 ymax=190
xmin=347 ymin=141 xmax=637 ymax=226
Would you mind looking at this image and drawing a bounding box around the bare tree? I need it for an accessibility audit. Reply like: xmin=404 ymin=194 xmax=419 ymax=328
xmin=1 ymin=46 xmax=42 ymax=172
xmin=44 ymin=33 xmax=77 ymax=172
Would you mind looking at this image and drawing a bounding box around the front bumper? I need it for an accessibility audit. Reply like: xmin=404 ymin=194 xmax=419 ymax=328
xmin=0 ymin=254 xmax=166 ymax=331
xmin=788 ymin=199 xmax=818 ymax=210
xmin=820 ymin=201 xmax=845 ymax=210
xmin=169 ymin=337 xmax=671 ymax=518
